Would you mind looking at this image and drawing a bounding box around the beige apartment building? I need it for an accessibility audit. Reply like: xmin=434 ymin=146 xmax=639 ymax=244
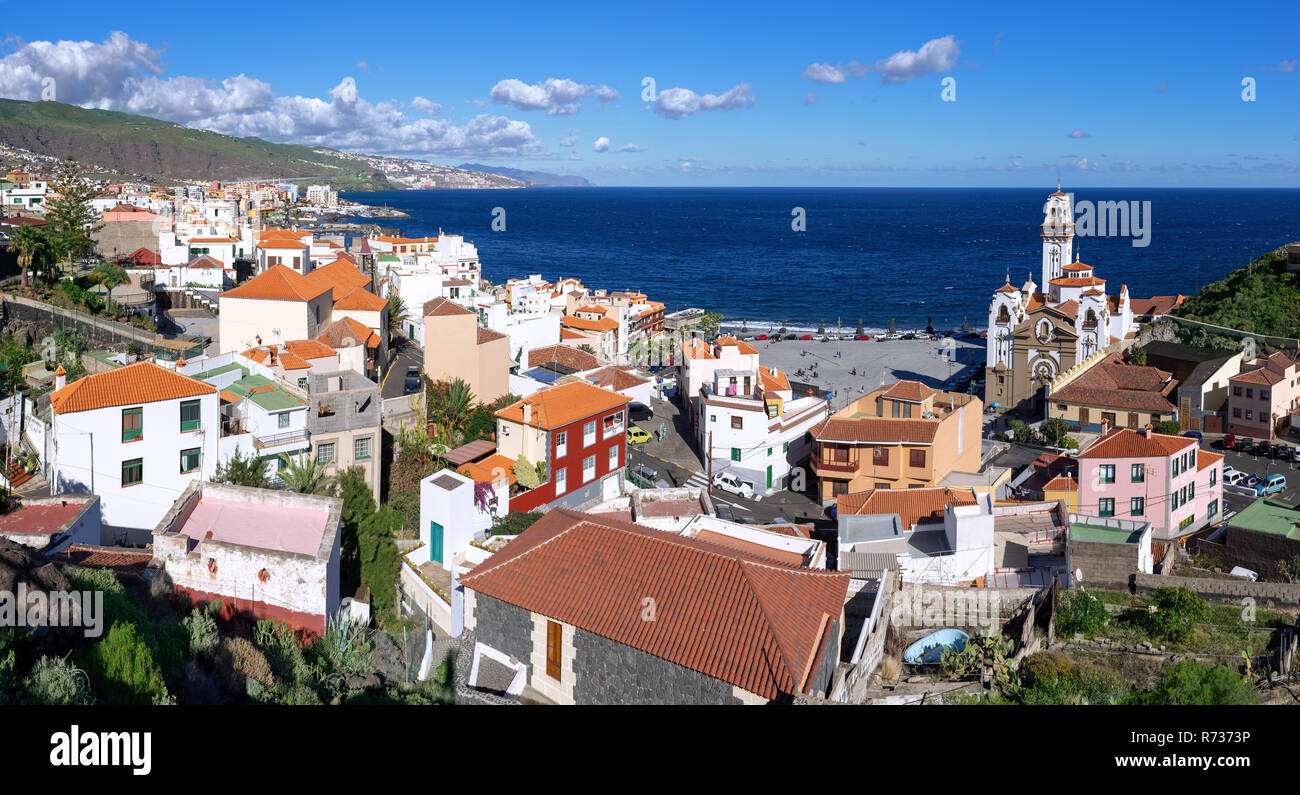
xmin=810 ymin=380 xmax=982 ymax=501
xmin=422 ymin=298 xmax=510 ymax=403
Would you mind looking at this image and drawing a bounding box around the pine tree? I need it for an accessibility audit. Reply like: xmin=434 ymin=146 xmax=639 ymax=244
xmin=45 ymin=158 xmax=103 ymax=277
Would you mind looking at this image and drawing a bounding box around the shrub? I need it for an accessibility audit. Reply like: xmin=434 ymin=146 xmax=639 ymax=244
xmin=214 ymin=637 xmax=274 ymax=695
xmin=359 ymin=506 xmax=402 ymax=626
xmin=1141 ymin=660 xmax=1259 ymax=705
xmin=254 ymin=619 xmax=311 ymax=688
xmin=181 ymin=608 xmax=219 ymax=657
xmin=25 ymin=656 xmax=93 ymax=705
xmin=1057 ymin=590 xmax=1110 ymax=636
xmin=490 ymin=510 xmax=544 ymax=537
xmin=1138 ymin=587 xmax=1208 ymax=643
xmin=309 ymin=614 xmax=373 ymax=689
xmin=1154 ymin=420 xmax=1182 ymax=436
xmin=1019 ymin=651 xmax=1130 ymax=705
xmin=88 ymin=621 xmax=171 ymax=705
xmin=513 ymin=456 xmax=542 ymax=489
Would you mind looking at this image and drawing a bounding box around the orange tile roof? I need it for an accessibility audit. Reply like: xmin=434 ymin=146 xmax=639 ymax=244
xmin=332 ymin=285 xmax=388 ymax=311
xmin=283 ymin=340 xmax=337 ymax=361
xmin=221 ymin=265 xmax=331 ymax=302
xmin=306 ymin=258 xmax=370 ymax=294
xmin=715 ymin=334 xmax=760 ymax=355
xmin=881 ymin=380 xmax=937 ymax=402
xmin=812 ymin=416 xmax=939 ymax=444
xmin=584 ymin=366 xmax=650 ymax=391
xmin=559 ymin=328 xmax=586 ymax=341
xmin=459 ymin=508 xmax=849 ymax=701
xmin=562 ymin=315 xmax=618 ymax=332
xmin=836 ymin=486 xmax=978 ymax=529
xmin=681 ymin=337 xmax=714 ymax=360
xmin=458 ymin=453 xmax=518 ymax=486
xmin=423 ymin=297 xmax=473 ymax=318
xmin=1197 ymin=449 xmax=1224 ymax=471
xmin=1049 ymin=276 xmax=1106 ymax=287
xmin=278 ymin=352 xmax=310 ymax=370
xmin=52 ymin=361 xmax=216 ymax=414
xmin=317 ymin=317 xmax=380 ymax=349
xmin=759 ymin=365 xmax=789 ymax=392
xmin=1077 ymin=427 xmax=1196 ymax=460
xmin=495 ymin=381 xmax=629 ymax=430
xmin=529 ymin=344 xmax=601 ymax=373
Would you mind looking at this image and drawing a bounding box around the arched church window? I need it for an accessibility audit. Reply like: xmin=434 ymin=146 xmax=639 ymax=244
xmin=1084 ymin=310 xmax=1097 ymax=329
xmin=996 ymin=305 xmax=1010 ymax=324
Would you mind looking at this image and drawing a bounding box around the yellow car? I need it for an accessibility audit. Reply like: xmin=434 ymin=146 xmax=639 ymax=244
xmin=626 ymin=427 xmax=653 ymax=445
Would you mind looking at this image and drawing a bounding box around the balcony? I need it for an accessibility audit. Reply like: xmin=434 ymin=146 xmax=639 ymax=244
xmin=812 ymin=456 xmax=858 ymax=474
xmin=253 ymin=428 xmax=311 ymax=453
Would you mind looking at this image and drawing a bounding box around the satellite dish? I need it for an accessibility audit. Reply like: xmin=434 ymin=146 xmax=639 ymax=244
xmin=1074 ymin=568 xmax=1083 ymax=583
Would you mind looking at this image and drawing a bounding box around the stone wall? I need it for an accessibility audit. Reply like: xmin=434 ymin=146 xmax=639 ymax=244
xmin=572 ymin=627 xmax=745 ymax=705
xmin=472 ymin=594 xmax=535 ymax=676
xmin=1195 ymin=526 xmax=1300 ymax=581
xmin=1133 ymin=572 xmax=1300 ymax=608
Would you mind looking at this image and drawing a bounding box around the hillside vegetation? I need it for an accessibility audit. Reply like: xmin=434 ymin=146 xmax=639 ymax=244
xmin=1175 ymin=243 xmax=1300 ymax=342
xmin=0 ymin=99 xmax=400 ymax=190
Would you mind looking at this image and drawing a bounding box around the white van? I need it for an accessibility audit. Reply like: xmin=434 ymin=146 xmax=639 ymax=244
xmin=1222 ymin=467 xmax=1249 ymax=488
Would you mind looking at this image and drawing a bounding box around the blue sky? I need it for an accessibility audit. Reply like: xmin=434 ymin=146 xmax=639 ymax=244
xmin=1 ymin=1 xmax=1297 ymax=186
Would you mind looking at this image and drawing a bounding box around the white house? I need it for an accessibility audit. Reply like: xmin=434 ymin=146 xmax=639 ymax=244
xmin=418 ymin=469 xmax=507 ymax=569
xmin=699 ymin=363 xmax=828 ymax=496
xmin=50 ymin=362 xmax=223 ymax=545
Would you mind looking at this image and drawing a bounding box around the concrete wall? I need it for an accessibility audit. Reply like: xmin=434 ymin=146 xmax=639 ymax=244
xmin=1069 ymin=540 xmax=1144 ymax=590
xmin=1133 ymin=571 xmax=1300 ymax=608
xmin=151 ymin=483 xmax=342 ymax=633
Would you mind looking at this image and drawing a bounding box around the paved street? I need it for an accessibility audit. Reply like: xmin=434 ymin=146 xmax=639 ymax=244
xmin=625 ymin=385 xmax=830 ymax=527
xmin=382 ymin=334 xmax=424 ymax=401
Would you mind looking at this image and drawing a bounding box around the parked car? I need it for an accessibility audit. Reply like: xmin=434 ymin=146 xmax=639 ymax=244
xmin=1271 ymin=442 xmax=1291 ymax=459
xmin=783 ymin=333 xmax=799 ymax=340
xmin=628 ymin=464 xmax=669 ymax=489
xmin=1223 ymin=434 xmax=1236 ymax=450
xmin=626 ymin=427 xmax=653 ymax=445
xmin=1183 ymin=430 xmax=1202 ymax=441
xmin=403 ymin=365 xmax=422 ymax=394
xmin=1245 ymin=473 xmax=1262 ymax=488
xmin=1222 ymin=467 xmax=1248 ymax=487
xmin=712 ymin=472 xmax=755 ymax=499
xmin=1238 ymin=437 xmax=1256 ymax=454
xmin=1255 ymin=474 xmax=1288 ymax=496
xmin=755 ymin=334 xmax=768 ymax=340
xmin=714 ymin=503 xmax=735 ymax=522
xmin=1291 ymin=447 xmax=1300 ymax=463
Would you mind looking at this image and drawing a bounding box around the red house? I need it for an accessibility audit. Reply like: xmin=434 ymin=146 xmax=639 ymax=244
xmin=494 ymin=381 xmax=631 ymax=512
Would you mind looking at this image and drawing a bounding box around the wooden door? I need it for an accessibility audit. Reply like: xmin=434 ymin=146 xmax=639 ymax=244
xmin=546 ymin=620 xmax=562 ymax=680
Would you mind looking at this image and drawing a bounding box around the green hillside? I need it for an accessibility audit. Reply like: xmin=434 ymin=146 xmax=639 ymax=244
xmin=1174 ymin=243 xmax=1300 ymax=342
xmin=0 ymin=99 xmax=400 ymax=190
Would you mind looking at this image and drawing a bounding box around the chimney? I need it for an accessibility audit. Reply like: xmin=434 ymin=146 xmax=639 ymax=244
xmin=54 ymin=365 xmax=66 ymax=391
xmin=522 ymin=402 xmax=532 ymax=423
xmin=1144 ymin=423 xmax=1153 ymax=439
xmin=1099 ymin=418 xmax=1109 ymax=437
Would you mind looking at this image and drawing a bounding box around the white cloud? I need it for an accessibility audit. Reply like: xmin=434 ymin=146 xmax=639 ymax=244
xmin=357 ymin=61 xmax=369 ymax=74
xmin=803 ymin=36 xmax=960 ymax=86
xmin=1067 ymin=130 xmax=1092 ymax=139
xmin=593 ymin=136 xmax=610 ymax=152
xmin=0 ymin=32 xmax=543 ymax=158
xmin=1262 ymin=59 xmax=1297 ymax=72
xmin=802 ymin=61 xmax=866 ymax=84
xmin=804 ymin=92 xmax=819 ymax=104
xmin=568 ymin=152 xmax=582 ymax=161
xmin=410 ymin=96 xmax=441 ymax=115
xmin=871 ymin=35 xmax=960 ymax=84
xmin=615 ymin=143 xmax=643 ymax=153
xmin=652 ymin=83 xmax=755 ymax=119
xmin=559 ymin=129 xmax=579 ymax=147
xmin=489 ymin=77 xmax=619 ymax=115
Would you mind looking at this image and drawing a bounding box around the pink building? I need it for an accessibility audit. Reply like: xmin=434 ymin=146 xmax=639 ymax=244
xmin=1077 ymin=425 xmax=1223 ymax=540
xmin=1227 ymin=351 xmax=1300 ymax=440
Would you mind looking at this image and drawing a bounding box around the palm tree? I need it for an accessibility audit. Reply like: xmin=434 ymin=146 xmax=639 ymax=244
xmin=429 ymin=378 xmax=476 ymax=442
xmin=386 ymin=293 xmax=408 ymax=337
xmin=9 ymin=224 xmax=50 ymax=288
xmin=277 ymin=452 xmax=336 ymax=495
xmin=90 ymin=262 xmax=129 ymax=315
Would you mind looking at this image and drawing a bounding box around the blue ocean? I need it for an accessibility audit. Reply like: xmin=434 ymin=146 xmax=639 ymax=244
xmin=340 ymin=187 xmax=1300 ymax=334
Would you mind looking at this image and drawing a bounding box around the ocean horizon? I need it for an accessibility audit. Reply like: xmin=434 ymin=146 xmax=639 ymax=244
xmin=341 ymin=186 xmax=1300 ymax=332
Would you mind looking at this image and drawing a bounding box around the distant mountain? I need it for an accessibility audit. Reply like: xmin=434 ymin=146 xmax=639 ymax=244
xmin=456 ymin=163 xmax=593 ymax=187
xmin=0 ymin=99 xmax=500 ymax=192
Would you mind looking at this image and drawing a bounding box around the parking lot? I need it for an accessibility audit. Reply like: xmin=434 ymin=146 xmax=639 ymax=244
xmin=1205 ymin=436 xmax=1300 ymax=521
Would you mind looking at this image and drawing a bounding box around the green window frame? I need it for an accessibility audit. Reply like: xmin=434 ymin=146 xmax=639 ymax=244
xmin=180 ymin=399 xmax=201 ymax=432
xmin=1130 ymin=497 xmax=1144 ymax=516
xmin=731 ymin=448 xmax=741 ymax=462
xmin=180 ymin=447 xmax=201 ymax=473
xmin=355 ymin=436 xmax=372 ymax=460
xmin=1130 ymin=463 xmax=1144 ymax=483
xmin=1099 ymin=464 xmax=1115 ymax=484
xmin=122 ymin=408 xmax=143 ymax=442
xmin=1098 ymin=498 xmax=1114 ymax=517
xmin=767 ymin=447 xmax=773 ymax=457
xmin=122 ymin=458 xmax=143 ymax=486
xmin=1208 ymin=499 xmax=1218 ymax=518
xmin=783 ymin=441 xmax=789 ymax=453
xmin=316 ymin=442 xmax=335 ymax=465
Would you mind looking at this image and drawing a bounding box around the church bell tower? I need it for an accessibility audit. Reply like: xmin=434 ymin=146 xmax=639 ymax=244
xmin=1041 ymin=185 xmax=1074 ymax=288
